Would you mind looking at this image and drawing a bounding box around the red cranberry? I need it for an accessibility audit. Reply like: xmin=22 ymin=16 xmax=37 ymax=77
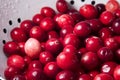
xmin=24 ymin=56 xmax=32 ymax=67
xmin=40 ymin=17 xmax=55 ymax=31
xmin=78 ymin=74 xmax=92 ymax=80
xmin=7 ymin=55 xmax=25 ymax=69
xmin=39 ymin=51 xmax=54 ymax=65
xmin=56 ymin=70 xmax=75 ymax=80
xmin=73 ymin=21 xmax=91 ymax=38
xmin=44 ymin=62 xmax=60 ymax=78
xmin=41 ymin=7 xmax=56 ymax=17
xmin=104 ymin=37 xmax=118 ymax=51
xmin=41 ymin=42 xmax=46 ymax=51
xmin=32 ymin=14 xmax=45 ymax=25
xmin=29 ymin=26 xmax=47 ymax=42
xmin=10 ymin=27 xmax=27 ymax=42
xmin=57 ymin=14 xmax=74 ymax=28
xmin=63 ymin=33 xmax=80 ymax=49
xmin=101 ymin=61 xmax=118 ymax=75
xmin=81 ymin=52 xmax=99 ymax=70
xmin=18 ymin=42 xmax=26 ymax=56
xmin=97 ymin=47 xmax=114 ymax=62
xmin=94 ymin=73 xmax=114 ymax=80
xmin=63 ymin=45 xmax=76 ymax=54
xmin=114 ymin=65 xmax=120 ymax=80
xmin=77 ymin=47 xmax=88 ymax=59
xmin=95 ymin=3 xmax=105 ymax=16
xmin=79 ymin=4 xmax=98 ymax=19
xmin=114 ymin=36 xmax=120 ymax=44
xmin=57 ymin=51 xmax=78 ymax=70
xmin=48 ymin=30 xmax=59 ymax=39
xmin=45 ymin=38 xmax=63 ymax=55
xmin=10 ymin=75 xmax=26 ymax=80
xmin=89 ymin=71 xmax=99 ymax=79
xmin=3 ymin=41 xmax=20 ymax=56
xmin=56 ymin=0 xmax=68 ymax=13
xmin=20 ymin=20 xmax=35 ymax=35
xmin=112 ymin=18 xmax=120 ymax=35
xmin=115 ymin=48 xmax=120 ymax=62
xmin=115 ymin=9 xmax=120 ymax=18
xmin=85 ymin=36 xmax=103 ymax=52
xmin=100 ymin=11 xmax=115 ymax=25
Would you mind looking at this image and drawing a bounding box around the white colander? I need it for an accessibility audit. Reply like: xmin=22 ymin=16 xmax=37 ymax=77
xmin=0 ymin=0 xmax=109 ymax=79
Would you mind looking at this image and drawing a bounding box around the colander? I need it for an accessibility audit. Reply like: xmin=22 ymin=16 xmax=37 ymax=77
xmin=0 ymin=0 xmax=109 ymax=79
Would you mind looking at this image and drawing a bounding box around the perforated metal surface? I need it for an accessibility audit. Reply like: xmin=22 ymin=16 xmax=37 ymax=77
xmin=0 ymin=0 xmax=108 ymax=79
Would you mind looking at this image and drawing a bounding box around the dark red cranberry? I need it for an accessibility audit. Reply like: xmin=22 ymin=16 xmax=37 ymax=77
xmin=114 ymin=65 xmax=120 ymax=80
xmin=56 ymin=70 xmax=75 ymax=80
xmin=97 ymin=47 xmax=114 ymax=62
xmin=79 ymin=4 xmax=98 ymax=19
xmin=3 ymin=41 xmax=20 ymax=56
xmin=10 ymin=75 xmax=26 ymax=80
xmin=77 ymin=47 xmax=88 ymax=59
xmin=18 ymin=42 xmax=26 ymax=56
xmin=41 ymin=42 xmax=46 ymax=51
xmin=45 ymin=38 xmax=63 ymax=55
xmin=73 ymin=21 xmax=91 ymax=38
xmin=39 ymin=51 xmax=54 ymax=65
xmin=10 ymin=27 xmax=27 ymax=42
xmin=115 ymin=48 xmax=120 ymax=62
xmin=40 ymin=17 xmax=55 ymax=31
xmin=101 ymin=61 xmax=118 ymax=75
xmin=85 ymin=36 xmax=103 ymax=52
xmin=56 ymin=0 xmax=68 ymax=13
xmin=41 ymin=7 xmax=56 ymax=17
xmin=94 ymin=73 xmax=114 ymax=80
xmin=48 ymin=30 xmax=59 ymax=39
xmin=78 ymin=74 xmax=92 ymax=80
xmin=24 ymin=56 xmax=32 ymax=67
xmin=44 ymin=62 xmax=61 ymax=78
xmin=32 ymin=14 xmax=45 ymax=25
xmin=115 ymin=9 xmax=120 ymax=18
xmin=81 ymin=52 xmax=99 ymax=70
xmin=114 ymin=36 xmax=120 ymax=44
xmin=63 ymin=45 xmax=76 ymax=54
xmin=89 ymin=71 xmax=99 ymax=79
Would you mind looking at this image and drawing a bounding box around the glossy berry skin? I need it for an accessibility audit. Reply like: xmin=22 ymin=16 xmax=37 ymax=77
xmin=10 ymin=75 xmax=26 ymax=80
xmin=115 ymin=9 xmax=120 ymax=18
xmin=112 ymin=18 xmax=120 ymax=35
xmin=48 ymin=31 xmax=59 ymax=39
xmin=73 ymin=21 xmax=91 ymax=38
xmin=63 ymin=33 xmax=80 ymax=49
xmin=100 ymin=11 xmax=114 ymax=25
xmin=18 ymin=42 xmax=26 ymax=56
xmin=97 ymin=47 xmax=114 ymax=62
xmin=78 ymin=74 xmax=92 ymax=80
xmin=56 ymin=70 xmax=74 ymax=80
xmin=39 ymin=51 xmax=54 ymax=65
xmin=81 ymin=52 xmax=99 ymax=71
xmin=114 ymin=65 xmax=120 ymax=80
xmin=29 ymin=26 xmax=47 ymax=42
xmin=63 ymin=45 xmax=76 ymax=54
xmin=94 ymin=73 xmax=114 ymax=80
xmin=40 ymin=17 xmax=55 ymax=31
xmin=24 ymin=56 xmax=32 ymax=67
xmin=79 ymin=4 xmax=98 ymax=19
xmin=115 ymin=48 xmax=120 ymax=62
xmin=77 ymin=47 xmax=88 ymax=59
xmin=104 ymin=37 xmax=118 ymax=51
xmin=95 ymin=3 xmax=105 ymax=16
xmin=3 ymin=41 xmax=20 ymax=56
xmin=86 ymin=36 xmax=103 ymax=52
xmin=57 ymin=51 xmax=78 ymax=70
xmin=44 ymin=62 xmax=60 ymax=78
xmin=32 ymin=14 xmax=45 ymax=25
xmin=57 ymin=14 xmax=74 ymax=28
xmin=89 ymin=71 xmax=99 ymax=79
xmin=7 ymin=55 xmax=25 ymax=69
xmin=101 ymin=61 xmax=118 ymax=75
xmin=10 ymin=27 xmax=27 ymax=42
xmin=20 ymin=20 xmax=35 ymax=35
xmin=56 ymin=0 xmax=68 ymax=13
xmin=45 ymin=38 xmax=63 ymax=55
xmin=41 ymin=7 xmax=56 ymax=18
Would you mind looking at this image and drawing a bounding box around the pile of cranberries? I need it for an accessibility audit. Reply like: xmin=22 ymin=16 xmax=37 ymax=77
xmin=3 ymin=0 xmax=120 ymax=80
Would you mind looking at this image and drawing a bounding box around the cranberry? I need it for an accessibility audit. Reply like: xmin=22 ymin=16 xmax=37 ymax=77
xmin=57 ymin=14 xmax=74 ymax=28
xmin=63 ymin=45 xmax=76 ymax=54
xmin=79 ymin=4 xmax=98 ymax=19
xmin=100 ymin=11 xmax=115 ymax=25
xmin=39 ymin=51 xmax=54 ymax=65
xmin=41 ymin=42 xmax=46 ymax=51
xmin=115 ymin=9 xmax=120 ymax=18
xmin=24 ymin=56 xmax=32 ymax=67
xmin=112 ymin=18 xmax=120 ymax=35
xmin=95 ymin=3 xmax=105 ymax=16
xmin=85 ymin=36 xmax=103 ymax=52
xmin=45 ymin=38 xmax=63 ymax=55
xmin=89 ymin=71 xmax=99 ymax=79
xmin=56 ymin=70 xmax=75 ymax=80
xmin=57 ymin=51 xmax=78 ymax=70
xmin=41 ymin=7 xmax=56 ymax=17
xmin=48 ymin=30 xmax=59 ymax=39
xmin=104 ymin=37 xmax=118 ymax=51
xmin=10 ymin=75 xmax=26 ymax=80
xmin=77 ymin=47 xmax=88 ymax=59
xmin=29 ymin=26 xmax=47 ymax=42
xmin=114 ymin=65 xmax=120 ymax=80
xmin=73 ymin=21 xmax=91 ymax=38
xmin=18 ymin=42 xmax=26 ymax=56
xmin=81 ymin=52 xmax=99 ymax=70
xmin=3 ymin=41 xmax=20 ymax=56
xmin=115 ymin=48 xmax=120 ymax=62
xmin=40 ymin=17 xmax=55 ymax=31
xmin=32 ymin=14 xmax=45 ymax=25
xmin=97 ymin=47 xmax=114 ymax=62
xmin=63 ymin=33 xmax=80 ymax=49
xmin=56 ymin=0 xmax=68 ymax=13
xmin=101 ymin=61 xmax=118 ymax=75
xmin=7 ymin=55 xmax=25 ymax=69
xmin=94 ymin=73 xmax=114 ymax=80
xmin=78 ymin=74 xmax=92 ymax=80
xmin=114 ymin=36 xmax=120 ymax=44
xmin=44 ymin=62 xmax=60 ymax=78
xmin=20 ymin=20 xmax=35 ymax=35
